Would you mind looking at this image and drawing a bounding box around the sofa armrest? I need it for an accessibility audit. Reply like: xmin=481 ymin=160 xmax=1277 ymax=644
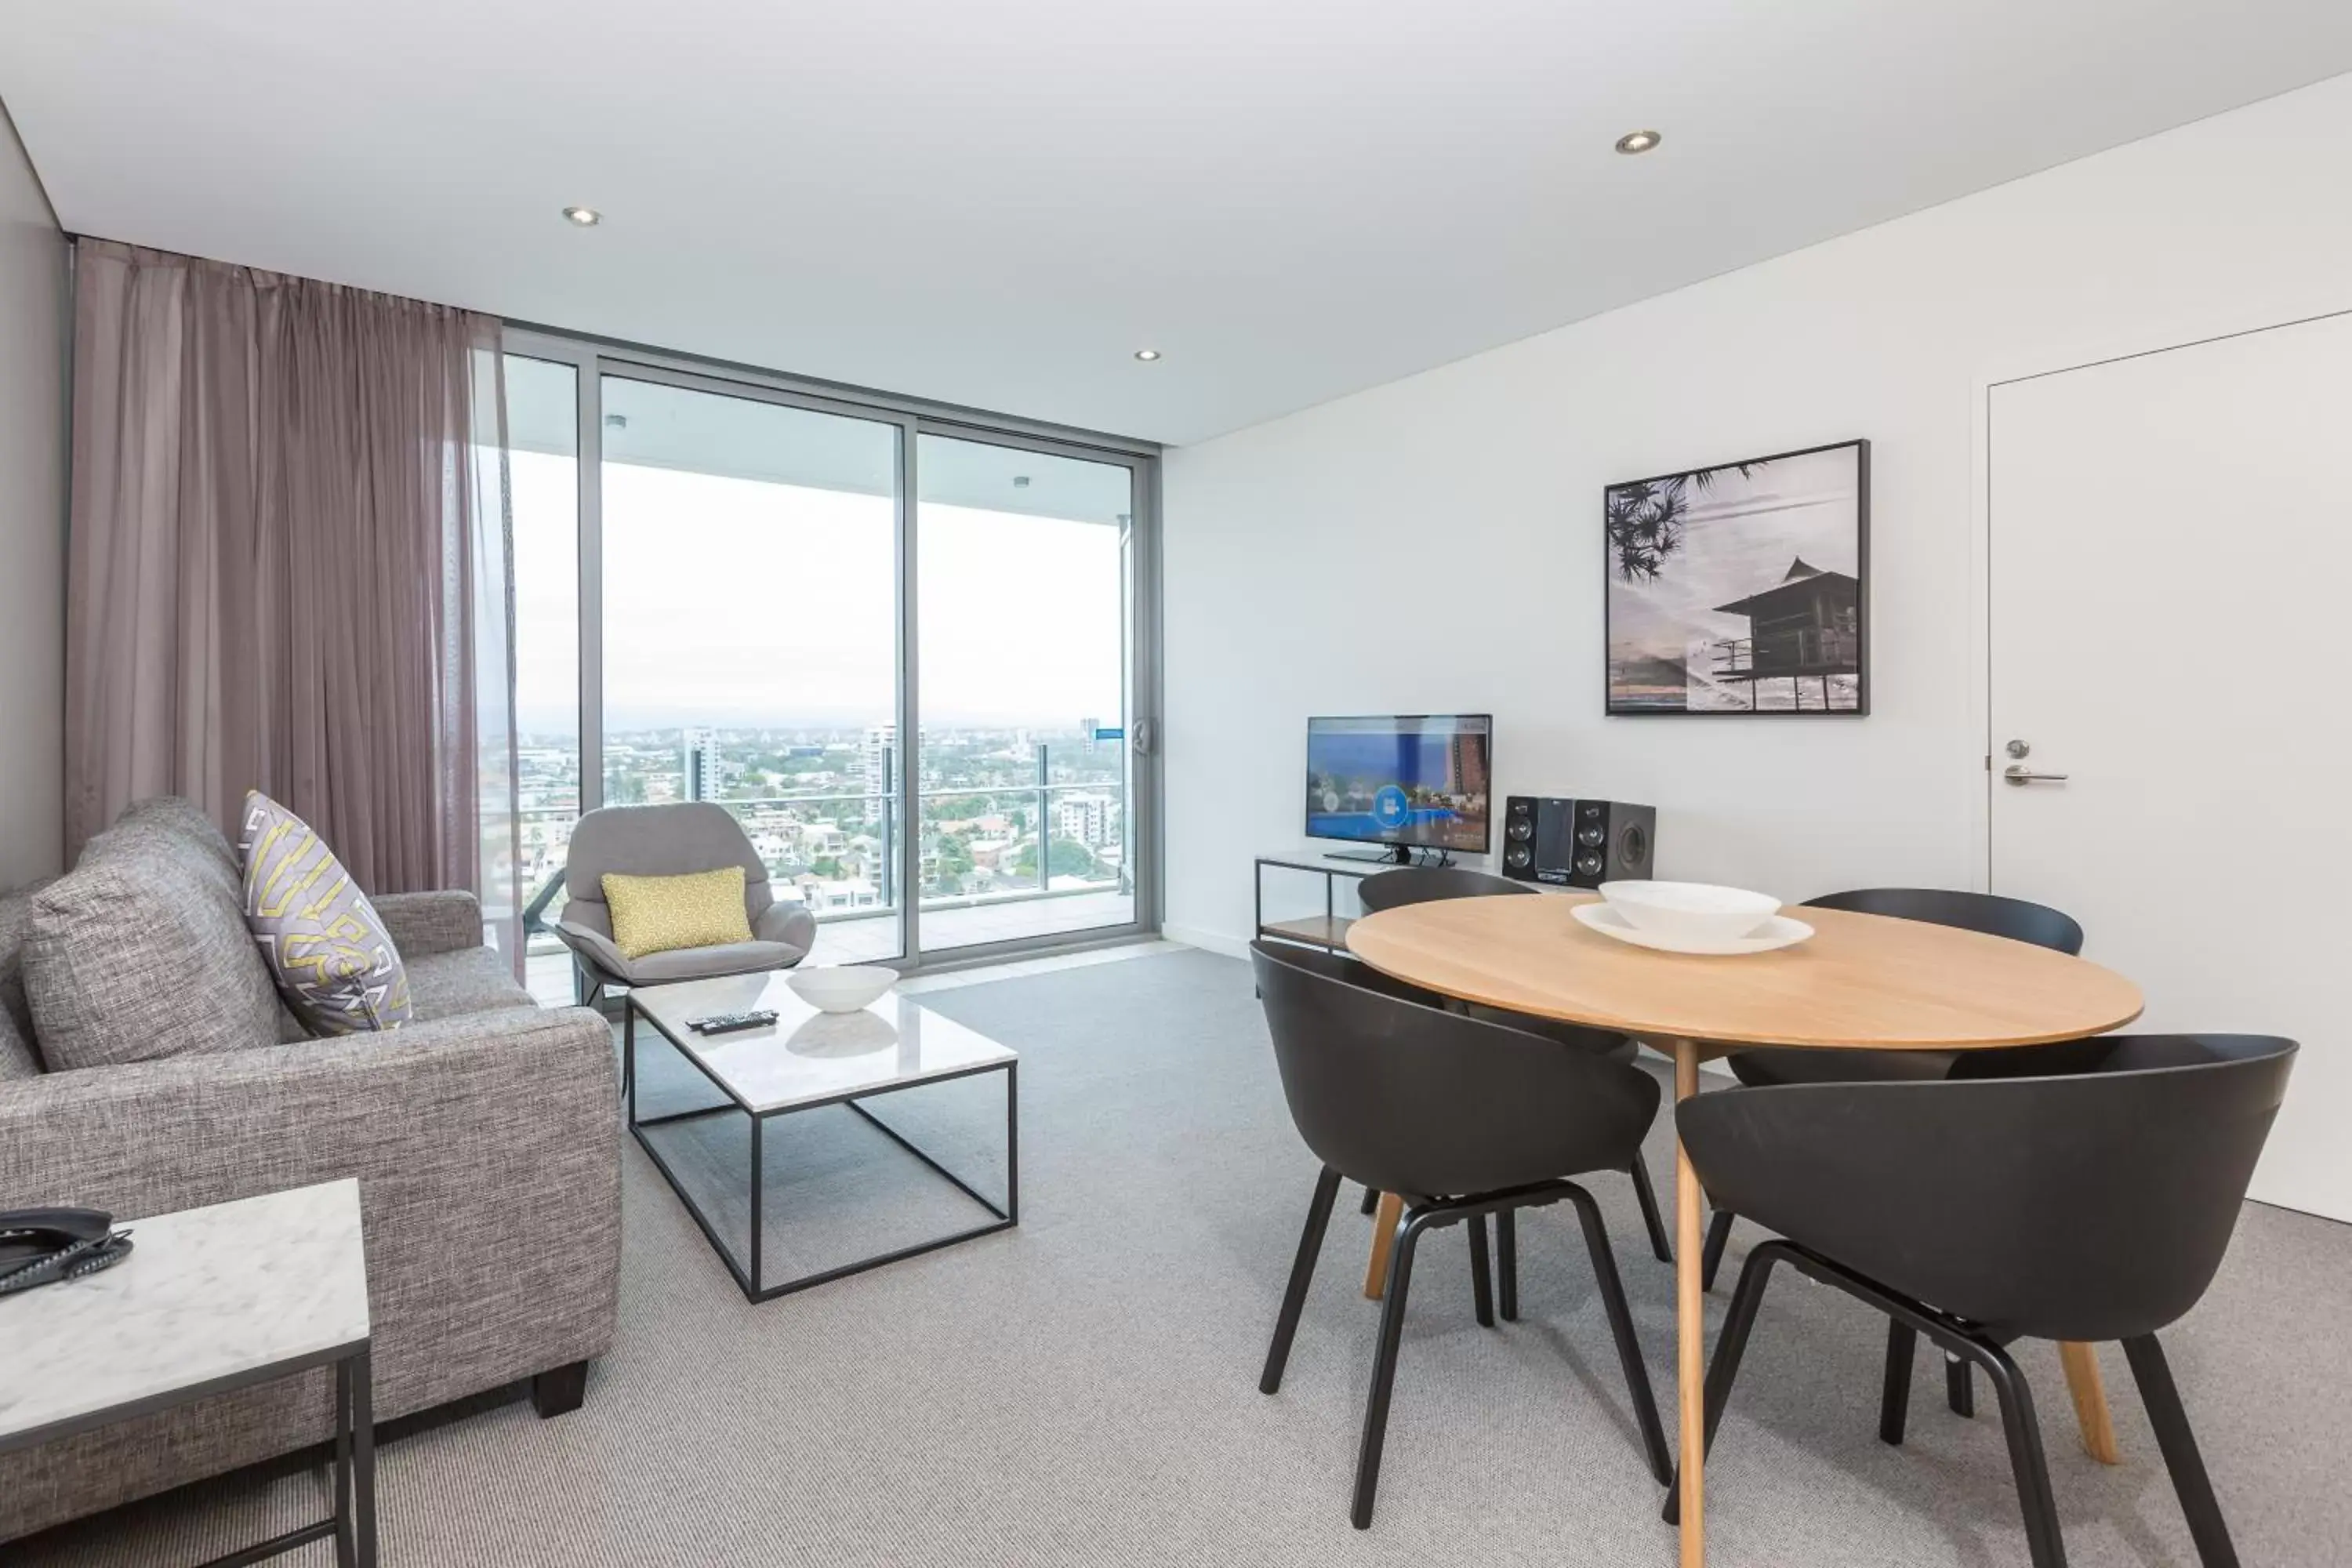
xmin=0 ymin=1005 xmax=620 ymax=1540
xmin=371 ymin=888 xmax=485 ymax=959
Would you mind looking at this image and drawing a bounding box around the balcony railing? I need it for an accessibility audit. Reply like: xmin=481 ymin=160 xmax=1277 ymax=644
xmin=513 ymin=768 xmax=1127 ymax=947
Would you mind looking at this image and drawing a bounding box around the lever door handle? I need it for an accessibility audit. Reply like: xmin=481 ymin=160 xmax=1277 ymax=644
xmin=2002 ymin=764 xmax=2069 ymax=786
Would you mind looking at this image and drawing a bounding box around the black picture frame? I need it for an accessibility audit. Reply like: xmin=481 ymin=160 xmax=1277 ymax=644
xmin=1602 ymin=437 xmax=1870 ymax=717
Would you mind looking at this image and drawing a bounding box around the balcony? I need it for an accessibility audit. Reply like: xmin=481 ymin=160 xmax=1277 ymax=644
xmin=514 ymin=775 xmax=1134 ymax=1002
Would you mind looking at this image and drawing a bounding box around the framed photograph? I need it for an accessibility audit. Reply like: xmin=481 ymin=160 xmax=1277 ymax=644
xmin=1603 ymin=438 xmax=1869 ymax=716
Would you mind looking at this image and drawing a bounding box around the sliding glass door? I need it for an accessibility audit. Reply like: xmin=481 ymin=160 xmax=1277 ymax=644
xmin=915 ymin=434 xmax=1139 ymax=952
xmin=599 ymin=372 xmax=908 ymax=964
xmin=503 ymin=332 xmax=1156 ymax=976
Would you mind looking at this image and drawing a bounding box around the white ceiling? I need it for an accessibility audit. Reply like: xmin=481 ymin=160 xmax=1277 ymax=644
xmin=9 ymin=2 xmax=2352 ymax=445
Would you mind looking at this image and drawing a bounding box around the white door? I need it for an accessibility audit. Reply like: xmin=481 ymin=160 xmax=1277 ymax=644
xmin=1988 ymin=311 xmax=2352 ymax=1222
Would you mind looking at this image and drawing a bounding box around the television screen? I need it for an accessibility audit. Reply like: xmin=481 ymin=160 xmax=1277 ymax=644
xmin=1305 ymin=715 xmax=1493 ymax=853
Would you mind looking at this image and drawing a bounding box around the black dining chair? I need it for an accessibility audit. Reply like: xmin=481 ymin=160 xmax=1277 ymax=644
xmin=1251 ymin=940 xmax=1673 ymax=1527
xmin=1663 ymin=1033 xmax=2295 ymax=1568
xmin=1353 ymin=866 xmax=1675 ymax=1264
xmin=1703 ymin=888 xmax=2086 ymax=1290
xmin=1354 ymin=865 xmax=1529 ymax=912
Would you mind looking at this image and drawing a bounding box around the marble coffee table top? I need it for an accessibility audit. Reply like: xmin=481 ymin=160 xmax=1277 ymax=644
xmin=0 ymin=1179 xmax=369 ymax=1452
xmin=634 ymin=971 xmax=1017 ymax=1114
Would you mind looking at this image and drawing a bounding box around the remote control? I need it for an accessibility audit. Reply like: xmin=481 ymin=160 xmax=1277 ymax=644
xmin=689 ymin=1010 xmax=777 ymax=1035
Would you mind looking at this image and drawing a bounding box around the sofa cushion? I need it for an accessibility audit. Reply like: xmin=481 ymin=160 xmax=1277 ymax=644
xmin=108 ymin=804 xmax=307 ymax=1054
xmin=113 ymin=796 xmax=241 ymax=885
xmin=0 ymin=882 xmax=46 ymax=1080
xmin=406 ymin=946 xmax=535 ymax=1021
xmin=26 ymin=818 xmax=285 ymax=1071
xmin=236 ymin=793 xmax=414 ymax=1035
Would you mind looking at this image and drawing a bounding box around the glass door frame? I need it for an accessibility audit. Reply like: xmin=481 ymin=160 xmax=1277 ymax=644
xmin=503 ymin=326 xmax=1163 ymax=974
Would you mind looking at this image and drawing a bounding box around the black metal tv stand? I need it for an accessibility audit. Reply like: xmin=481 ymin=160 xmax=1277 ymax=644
xmin=1253 ymin=848 xmax=1458 ymax=960
xmin=1322 ymin=845 xmax=1451 ymax=867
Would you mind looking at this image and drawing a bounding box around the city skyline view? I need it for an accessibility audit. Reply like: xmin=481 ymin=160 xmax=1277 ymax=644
xmin=511 ymin=717 xmax=1132 ymax=961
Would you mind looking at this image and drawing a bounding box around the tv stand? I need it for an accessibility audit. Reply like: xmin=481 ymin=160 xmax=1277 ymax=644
xmin=1323 ymin=844 xmax=1412 ymax=865
xmin=1322 ymin=845 xmax=1453 ymax=867
xmin=1252 ymin=849 xmax=1459 ymax=959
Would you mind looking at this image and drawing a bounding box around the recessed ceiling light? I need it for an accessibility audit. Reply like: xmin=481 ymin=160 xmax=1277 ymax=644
xmin=1133 ymin=348 xmax=1162 ymax=362
xmin=1614 ymin=129 xmax=1662 ymax=155
xmin=562 ymin=205 xmax=602 ymax=227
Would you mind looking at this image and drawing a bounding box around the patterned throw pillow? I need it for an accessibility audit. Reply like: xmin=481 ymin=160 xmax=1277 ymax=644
xmin=237 ymin=791 xmax=413 ymax=1034
xmin=601 ymin=867 xmax=753 ymax=960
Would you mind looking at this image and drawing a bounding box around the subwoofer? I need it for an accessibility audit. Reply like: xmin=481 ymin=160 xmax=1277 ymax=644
xmin=1500 ymin=797 xmax=1656 ymax=887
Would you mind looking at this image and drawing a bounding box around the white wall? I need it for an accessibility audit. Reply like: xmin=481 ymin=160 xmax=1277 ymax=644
xmin=1162 ymin=73 xmax=2352 ymax=953
xmin=0 ymin=107 xmax=66 ymax=887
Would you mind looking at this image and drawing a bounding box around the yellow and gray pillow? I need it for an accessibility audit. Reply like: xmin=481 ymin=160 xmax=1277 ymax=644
xmin=238 ymin=790 xmax=412 ymax=1033
xmin=600 ymin=866 xmax=753 ymax=959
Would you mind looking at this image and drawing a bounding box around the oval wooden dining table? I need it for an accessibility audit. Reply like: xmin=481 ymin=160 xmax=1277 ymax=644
xmin=1344 ymin=890 xmax=2145 ymax=1568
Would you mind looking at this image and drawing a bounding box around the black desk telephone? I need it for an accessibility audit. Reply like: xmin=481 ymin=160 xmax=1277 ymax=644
xmin=0 ymin=1207 xmax=135 ymax=1298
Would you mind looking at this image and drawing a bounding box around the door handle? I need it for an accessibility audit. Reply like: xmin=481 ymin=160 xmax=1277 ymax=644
xmin=2002 ymin=764 xmax=2069 ymax=786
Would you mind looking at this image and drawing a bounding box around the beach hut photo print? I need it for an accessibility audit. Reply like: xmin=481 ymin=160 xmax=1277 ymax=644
xmin=1602 ymin=439 xmax=1869 ymax=715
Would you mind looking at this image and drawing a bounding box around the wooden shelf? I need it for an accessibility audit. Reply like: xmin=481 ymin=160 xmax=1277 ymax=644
xmin=1260 ymin=914 xmax=1355 ymax=949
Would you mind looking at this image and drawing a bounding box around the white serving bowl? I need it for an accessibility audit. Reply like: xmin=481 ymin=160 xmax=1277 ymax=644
xmin=1598 ymin=880 xmax=1781 ymax=943
xmin=785 ymin=964 xmax=898 ymax=1014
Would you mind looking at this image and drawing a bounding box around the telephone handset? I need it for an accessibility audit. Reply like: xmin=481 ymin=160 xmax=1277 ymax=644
xmin=0 ymin=1207 xmax=135 ymax=1298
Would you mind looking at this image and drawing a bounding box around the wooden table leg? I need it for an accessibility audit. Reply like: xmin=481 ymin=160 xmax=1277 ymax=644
xmin=2058 ymin=1341 xmax=2122 ymax=1465
xmin=1673 ymin=1039 xmax=1706 ymax=1568
xmin=1363 ymin=1191 xmax=1405 ymax=1299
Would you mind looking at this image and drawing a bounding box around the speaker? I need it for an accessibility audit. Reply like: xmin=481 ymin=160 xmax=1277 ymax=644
xmin=1500 ymin=797 xmax=1656 ymax=887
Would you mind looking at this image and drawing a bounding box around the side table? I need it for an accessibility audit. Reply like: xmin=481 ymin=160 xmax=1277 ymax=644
xmin=0 ymin=1179 xmax=377 ymax=1566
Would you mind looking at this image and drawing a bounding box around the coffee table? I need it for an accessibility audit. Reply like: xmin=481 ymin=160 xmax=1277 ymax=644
xmin=626 ymin=971 xmax=1018 ymax=1302
xmin=0 ymin=1179 xmax=376 ymax=1566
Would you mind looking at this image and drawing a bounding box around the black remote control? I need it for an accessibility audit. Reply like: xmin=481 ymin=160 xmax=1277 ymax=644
xmin=689 ymin=1010 xmax=777 ymax=1035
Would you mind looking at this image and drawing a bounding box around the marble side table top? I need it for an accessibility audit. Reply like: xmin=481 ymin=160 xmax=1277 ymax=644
xmin=0 ymin=1179 xmax=369 ymax=1452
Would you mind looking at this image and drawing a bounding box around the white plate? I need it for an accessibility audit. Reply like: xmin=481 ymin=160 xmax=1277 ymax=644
xmin=1573 ymin=900 xmax=1813 ymax=956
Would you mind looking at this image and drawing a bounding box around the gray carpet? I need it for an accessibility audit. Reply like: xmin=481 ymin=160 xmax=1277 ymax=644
xmin=13 ymin=947 xmax=2352 ymax=1566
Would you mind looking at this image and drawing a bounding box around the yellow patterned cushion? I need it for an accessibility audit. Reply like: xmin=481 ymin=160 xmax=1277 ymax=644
xmin=600 ymin=868 xmax=753 ymax=960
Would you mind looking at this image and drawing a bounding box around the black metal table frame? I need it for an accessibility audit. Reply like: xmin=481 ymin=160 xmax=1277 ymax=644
xmin=626 ymin=997 xmax=1018 ymax=1303
xmin=1 ymin=1338 xmax=377 ymax=1568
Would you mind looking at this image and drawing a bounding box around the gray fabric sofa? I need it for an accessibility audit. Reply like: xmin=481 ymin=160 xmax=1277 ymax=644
xmin=551 ymin=801 xmax=818 ymax=998
xmin=0 ymin=799 xmax=620 ymax=1544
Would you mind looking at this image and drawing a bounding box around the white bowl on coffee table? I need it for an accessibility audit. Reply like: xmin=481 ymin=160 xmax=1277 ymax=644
xmin=1598 ymin=881 xmax=1782 ymax=944
xmin=785 ymin=964 xmax=897 ymax=1014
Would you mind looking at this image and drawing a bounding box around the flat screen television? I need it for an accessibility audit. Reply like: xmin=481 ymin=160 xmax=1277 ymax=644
xmin=1305 ymin=714 xmax=1493 ymax=861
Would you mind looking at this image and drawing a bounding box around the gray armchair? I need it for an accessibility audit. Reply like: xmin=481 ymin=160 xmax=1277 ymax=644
xmin=551 ymin=803 xmax=818 ymax=1001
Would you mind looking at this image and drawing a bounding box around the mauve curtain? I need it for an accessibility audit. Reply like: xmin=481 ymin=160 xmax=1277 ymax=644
xmin=65 ymin=239 xmax=518 ymax=932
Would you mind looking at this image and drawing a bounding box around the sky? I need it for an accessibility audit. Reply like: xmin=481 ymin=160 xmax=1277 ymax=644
xmin=510 ymin=452 xmax=1127 ymax=734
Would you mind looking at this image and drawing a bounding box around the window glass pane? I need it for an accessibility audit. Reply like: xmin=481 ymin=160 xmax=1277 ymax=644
xmin=916 ymin=435 xmax=1134 ymax=951
xmin=601 ymin=376 xmax=905 ymax=963
xmin=505 ymin=354 xmax=582 ymax=1003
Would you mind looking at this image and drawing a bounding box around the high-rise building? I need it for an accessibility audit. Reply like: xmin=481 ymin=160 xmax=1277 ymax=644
xmin=1055 ymin=792 xmax=1113 ymax=848
xmin=863 ymin=724 xmax=926 ymax=798
xmin=862 ymin=724 xmax=895 ymax=799
xmin=681 ymin=728 xmax=723 ymax=801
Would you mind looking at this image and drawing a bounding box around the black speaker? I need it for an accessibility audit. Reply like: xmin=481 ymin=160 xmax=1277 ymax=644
xmin=1500 ymin=797 xmax=1656 ymax=887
